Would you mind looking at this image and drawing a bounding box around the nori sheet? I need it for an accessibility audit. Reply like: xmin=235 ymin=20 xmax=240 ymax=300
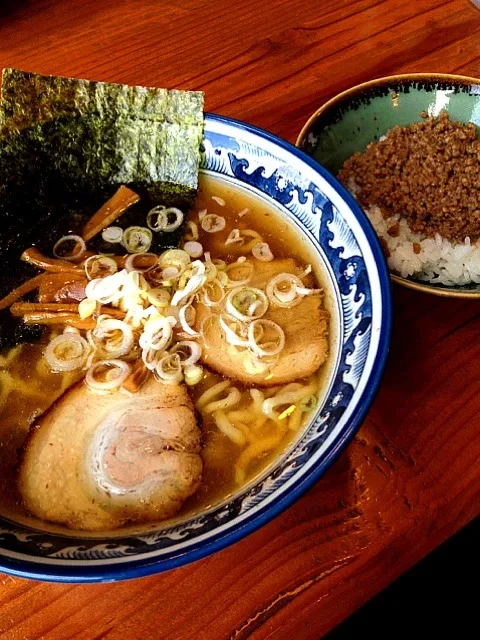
xmin=0 ymin=68 xmax=204 ymax=131
xmin=0 ymin=69 xmax=204 ymax=348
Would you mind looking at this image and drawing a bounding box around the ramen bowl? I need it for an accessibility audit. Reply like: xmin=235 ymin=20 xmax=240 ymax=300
xmin=296 ymin=73 xmax=480 ymax=298
xmin=0 ymin=114 xmax=391 ymax=582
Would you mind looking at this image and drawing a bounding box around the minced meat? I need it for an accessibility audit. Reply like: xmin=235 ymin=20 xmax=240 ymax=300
xmin=338 ymin=111 xmax=480 ymax=243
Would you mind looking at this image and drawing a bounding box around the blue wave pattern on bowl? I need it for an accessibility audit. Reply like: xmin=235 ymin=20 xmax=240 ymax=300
xmin=0 ymin=114 xmax=390 ymax=581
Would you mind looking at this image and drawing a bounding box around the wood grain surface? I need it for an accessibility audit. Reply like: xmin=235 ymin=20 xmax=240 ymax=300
xmin=1 ymin=0 xmax=480 ymax=638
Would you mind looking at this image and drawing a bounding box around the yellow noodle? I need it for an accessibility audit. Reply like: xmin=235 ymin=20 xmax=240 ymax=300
xmin=262 ymin=387 xmax=279 ymax=399
xmin=10 ymin=376 xmax=45 ymax=400
xmin=280 ymin=382 xmax=304 ymax=394
xmin=235 ymin=421 xmax=253 ymax=442
xmin=0 ymin=371 xmax=14 ymax=412
xmin=196 ymin=380 xmax=231 ymax=410
xmin=35 ymin=356 xmax=54 ymax=378
xmin=213 ymin=410 xmax=246 ymax=446
xmin=262 ymin=380 xmax=317 ymax=420
xmin=234 ymin=432 xmax=285 ymax=484
xmin=0 ymin=344 xmax=23 ymax=369
xmin=249 ymin=388 xmax=265 ymax=410
xmin=288 ymin=406 xmax=303 ymax=432
xmin=235 ymin=467 xmax=246 ymax=485
xmin=203 ymin=388 xmax=242 ymax=414
xmin=227 ymin=408 xmax=257 ymax=423
xmin=251 ymin=414 xmax=269 ymax=431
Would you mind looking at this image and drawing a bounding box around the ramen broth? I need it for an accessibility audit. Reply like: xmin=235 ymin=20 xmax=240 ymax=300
xmin=0 ymin=174 xmax=335 ymax=528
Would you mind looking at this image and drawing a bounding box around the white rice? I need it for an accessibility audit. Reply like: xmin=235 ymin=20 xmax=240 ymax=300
xmin=347 ymin=179 xmax=480 ymax=286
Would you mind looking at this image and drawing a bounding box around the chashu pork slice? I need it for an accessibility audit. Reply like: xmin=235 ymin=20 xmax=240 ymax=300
xmin=195 ymin=258 xmax=329 ymax=386
xmin=18 ymin=376 xmax=202 ymax=530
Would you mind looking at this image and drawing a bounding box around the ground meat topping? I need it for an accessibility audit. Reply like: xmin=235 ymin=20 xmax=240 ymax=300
xmin=338 ymin=111 xmax=480 ymax=243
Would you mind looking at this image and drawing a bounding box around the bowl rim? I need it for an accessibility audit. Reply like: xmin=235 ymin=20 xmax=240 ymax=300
xmin=295 ymin=72 xmax=480 ymax=299
xmin=0 ymin=112 xmax=392 ymax=583
xmin=296 ymin=72 xmax=480 ymax=149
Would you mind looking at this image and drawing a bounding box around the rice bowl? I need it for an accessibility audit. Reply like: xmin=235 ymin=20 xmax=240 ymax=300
xmin=297 ymin=73 xmax=480 ymax=297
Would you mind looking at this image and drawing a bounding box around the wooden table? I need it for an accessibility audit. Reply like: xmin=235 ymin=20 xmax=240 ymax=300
xmin=0 ymin=0 xmax=479 ymax=638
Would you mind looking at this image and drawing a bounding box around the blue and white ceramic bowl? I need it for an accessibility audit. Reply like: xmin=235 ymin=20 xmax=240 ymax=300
xmin=0 ymin=114 xmax=391 ymax=582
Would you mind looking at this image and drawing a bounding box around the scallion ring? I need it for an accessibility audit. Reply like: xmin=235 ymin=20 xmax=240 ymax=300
xmin=123 ymin=226 xmax=152 ymax=253
xmin=201 ymin=214 xmax=226 ymax=233
xmin=85 ymin=359 xmax=131 ymax=392
xmin=154 ymin=353 xmax=183 ymax=385
xmin=53 ymin=235 xmax=87 ymax=262
xmin=178 ymin=304 xmax=199 ymax=336
xmin=266 ymin=272 xmax=321 ymax=307
xmin=247 ymin=319 xmax=285 ymax=357
xmin=202 ymin=279 xmax=226 ymax=307
xmin=92 ymin=318 xmax=134 ymax=359
xmin=184 ymin=221 xmax=199 ymax=241
xmin=219 ymin=314 xmax=249 ymax=347
xmin=84 ymin=255 xmax=118 ymax=280
xmin=225 ymin=229 xmax=244 ymax=246
xmin=101 ymin=226 xmax=123 ymax=244
xmin=45 ymin=333 xmax=90 ymax=372
xmin=225 ymin=286 xmax=268 ymax=321
xmin=169 ymin=340 xmax=202 ymax=366
xmin=183 ymin=241 xmax=203 ymax=258
xmin=147 ymin=206 xmax=184 ymax=233
xmin=252 ymin=242 xmax=274 ymax=262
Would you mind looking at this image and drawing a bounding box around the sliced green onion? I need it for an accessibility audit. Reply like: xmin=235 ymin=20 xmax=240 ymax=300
xmin=123 ymin=226 xmax=152 ymax=253
xmin=243 ymin=352 xmax=270 ymax=375
xmin=201 ymin=214 xmax=226 ymax=233
xmin=298 ymin=394 xmax=318 ymax=412
xmin=225 ymin=229 xmax=244 ymax=246
xmin=53 ymin=235 xmax=86 ymax=262
xmin=278 ymin=405 xmax=296 ymax=420
xmin=84 ymin=255 xmax=118 ymax=280
xmin=266 ymin=272 xmax=321 ymax=308
xmin=184 ymin=221 xmax=199 ymax=241
xmin=78 ymin=297 xmax=97 ymax=319
xmin=226 ymin=286 xmax=268 ymax=321
xmin=155 ymin=353 xmax=183 ymax=385
xmin=86 ymin=359 xmax=131 ymax=392
xmin=219 ymin=314 xmax=249 ymax=347
xmin=158 ymin=250 xmax=190 ymax=280
xmin=184 ymin=241 xmax=203 ymax=258
xmin=178 ymin=304 xmax=199 ymax=337
xmin=147 ymin=206 xmax=184 ymax=232
xmin=45 ymin=333 xmax=90 ymax=372
xmin=184 ymin=364 xmax=204 ymax=386
xmin=170 ymin=340 xmax=202 ymax=365
xmin=248 ymin=319 xmax=285 ymax=356
xmin=147 ymin=288 xmax=171 ymax=308
xmin=101 ymin=226 xmax=123 ymax=244
xmin=92 ymin=318 xmax=134 ymax=358
xmin=252 ymin=242 xmax=274 ymax=262
xmin=202 ymin=280 xmax=225 ymax=307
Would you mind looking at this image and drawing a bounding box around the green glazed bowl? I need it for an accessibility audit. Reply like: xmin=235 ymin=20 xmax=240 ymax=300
xmin=296 ymin=73 xmax=480 ymax=298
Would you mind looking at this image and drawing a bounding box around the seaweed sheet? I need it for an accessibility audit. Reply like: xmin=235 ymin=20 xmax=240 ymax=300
xmin=0 ymin=69 xmax=204 ymax=348
xmin=0 ymin=68 xmax=203 ymax=131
